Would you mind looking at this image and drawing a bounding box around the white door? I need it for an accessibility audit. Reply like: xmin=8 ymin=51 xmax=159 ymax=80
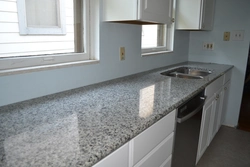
xmin=138 ymin=0 xmax=172 ymax=24
xmin=197 ymin=98 xmax=214 ymax=162
xmin=220 ymin=82 xmax=231 ymax=125
xmin=211 ymin=90 xmax=223 ymax=140
xmin=216 ymin=89 xmax=225 ymax=131
xmin=201 ymin=0 xmax=215 ymax=30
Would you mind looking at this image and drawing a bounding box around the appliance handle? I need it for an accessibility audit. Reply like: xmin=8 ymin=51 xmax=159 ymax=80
xmin=177 ymin=96 xmax=207 ymax=123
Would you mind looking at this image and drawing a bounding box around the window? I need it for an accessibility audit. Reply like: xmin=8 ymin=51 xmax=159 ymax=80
xmin=0 ymin=0 xmax=99 ymax=72
xmin=141 ymin=0 xmax=175 ymax=56
xmin=142 ymin=24 xmax=166 ymax=51
xmin=18 ymin=0 xmax=66 ymax=35
xmin=141 ymin=23 xmax=174 ymax=55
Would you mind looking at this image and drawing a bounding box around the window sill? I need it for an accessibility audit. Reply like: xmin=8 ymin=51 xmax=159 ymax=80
xmin=0 ymin=60 xmax=99 ymax=77
xmin=141 ymin=50 xmax=173 ymax=57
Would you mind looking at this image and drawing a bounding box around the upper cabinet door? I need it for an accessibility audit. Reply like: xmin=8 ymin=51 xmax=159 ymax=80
xmin=138 ymin=0 xmax=173 ymax=24
xmin=201 ymin=0 xmax=216 ymax=30
xmin=176 ymin=0 xmax=215 ymax=30
xmin=103 ymin=0 xmax=173 ymax=24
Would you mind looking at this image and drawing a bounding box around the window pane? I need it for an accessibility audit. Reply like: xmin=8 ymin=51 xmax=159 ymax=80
xmin=141 ymin=25 xmax=165 ymax=48
xmin=26 ymin=0 xmax=59 ymax=27
xmin=1 ymin=0 xmax=86 ymax=58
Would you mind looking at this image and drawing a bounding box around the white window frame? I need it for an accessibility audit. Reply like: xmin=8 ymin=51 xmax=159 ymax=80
xmin=141 ymin=0 xmax=175 ymax=56
xmin=17 ymin=0 xmax=67 ymax=35
xmin=0 ymin=0 xmax=100 ymax=74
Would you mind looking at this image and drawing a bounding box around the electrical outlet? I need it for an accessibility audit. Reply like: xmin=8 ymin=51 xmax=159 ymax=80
xmin=203 ymin=42 xmax=214 ymax=51
xmin=203 ymin=43 xmax=208 ymax=50
xmin=223 ymin=32 xmax=230 ymax=41
xmin=209 ymin=43 xmax=214 ymax=50
xmin=120 ymin=47 xmax=125 ymax=61
xmin=231 ymin=30 xmax=244 ymax=41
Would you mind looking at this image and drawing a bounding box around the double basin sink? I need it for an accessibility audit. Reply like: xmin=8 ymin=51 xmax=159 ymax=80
xmin=161 ymin=67 xmax=212 ymax=79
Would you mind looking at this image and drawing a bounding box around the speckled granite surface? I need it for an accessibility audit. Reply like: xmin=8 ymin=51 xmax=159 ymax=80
xmin=0 ymin=62 xmax=233 ymax=167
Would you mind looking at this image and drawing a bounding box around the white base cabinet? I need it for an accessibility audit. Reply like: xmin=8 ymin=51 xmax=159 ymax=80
xmin=93 ymin=110 xmax=176 ymax=167
xmin=131 ymin=110 xmax=176 ymax=167
xmin=133 ymin=133 xmax=173 ymax=167
xmin=197 ymin=96 xmax=214 ymax=162
xmin=197 ymin=69 xmax=232 ymax=163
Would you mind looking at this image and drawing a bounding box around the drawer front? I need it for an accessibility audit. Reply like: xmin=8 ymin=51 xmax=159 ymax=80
xmin=223 ymin=69 xmax=232 ymax=84
xmin=160 ymin=155 xmax=172 ymax=167
xmin=132 ymin=110 xmax=176 ymax=166
xmin=93 ymin=143 xmax=129 ymax=167
xmin=134 ymin=133 xmax=174 ymax=167
xmin=205 ymin=76 xmax=223 ymax=100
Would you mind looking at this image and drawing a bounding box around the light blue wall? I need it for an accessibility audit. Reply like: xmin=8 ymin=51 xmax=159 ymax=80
xmin=188 ymin=0 xmax=250 ymax=127
xmin=0 ymin=22 xmax=190 ymax=107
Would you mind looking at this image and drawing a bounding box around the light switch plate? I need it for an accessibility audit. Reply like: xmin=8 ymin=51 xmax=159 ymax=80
xmin=231 ymin=30 xmax=244 ymax=41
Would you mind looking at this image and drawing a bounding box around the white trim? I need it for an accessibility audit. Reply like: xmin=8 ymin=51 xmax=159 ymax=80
xmin=141 ymin=50 xmax=173 ymax=57
xmin=83 ymin=0 xmax=90 ymax=54
xmin=0 ymin=60 xmax=99 ymax=76
xmin=17 ymin=0 xmax=67 ymax=35
xmin=0 ymin=52 xmax=89 ymax=70
xmin=90 ymin=0 xmax=100 ymax=60
xmin=128 ymin=139 xmax=134 ymax=167
xmin=142 ymin=46 xmax=168 ymax=54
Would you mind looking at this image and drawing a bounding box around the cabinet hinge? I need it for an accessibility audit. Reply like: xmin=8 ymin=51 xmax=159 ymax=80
xmin=171 ymin=18 xmax=175 ymax=23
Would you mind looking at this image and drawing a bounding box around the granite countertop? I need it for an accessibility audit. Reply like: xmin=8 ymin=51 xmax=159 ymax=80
xmin=0 ymin=62 xmax=233 ymax=167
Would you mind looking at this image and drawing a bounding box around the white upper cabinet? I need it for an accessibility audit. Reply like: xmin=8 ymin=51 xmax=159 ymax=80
xmin=175 ymin=0 xmax=215 ymax=30
xmin=103 ymin=0 xmax=173 ymax=24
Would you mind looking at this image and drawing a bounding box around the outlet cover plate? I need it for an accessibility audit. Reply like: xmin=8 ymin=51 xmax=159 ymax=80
xmin=224 ymin=32 xmax=230 ymax=41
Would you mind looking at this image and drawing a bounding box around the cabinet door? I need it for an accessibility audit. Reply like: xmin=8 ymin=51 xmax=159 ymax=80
xmin=211 ymin=89 xmax=224 ymax=140
xmin=138 ymin=0 xmax=173 ymax=24
xmin=160 ymin=155 xmax=172 ymax=167
xmin=103 ymin=0 xmax=138 ymax=21
xmin=93 ymin=143 xmax=129 ymax=167
xmin=216 ymin=89 xmax=225 ymax=131
xmin=197 ymin=97 xmax=214 ymax=163
xmin=132 ymin=110 xmax=175 ymax=166
xmin=200 ymin=0 xmax=215 ymax=30
xmin=176 ymin=0 xmax=202 ymax=29
xmin=220 ymin=81 xmax=231 ymax=125
xmin=134 ymin=133 xmax=174 ymax=167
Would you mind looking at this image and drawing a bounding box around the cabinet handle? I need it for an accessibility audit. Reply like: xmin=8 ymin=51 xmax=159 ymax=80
xmin=216 ymin=94 xmax=219 ymax=100
xmin=144 ymin=0 xmax=148 ymax=9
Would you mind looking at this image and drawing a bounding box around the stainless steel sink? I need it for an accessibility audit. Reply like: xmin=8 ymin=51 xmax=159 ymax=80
xmin=166 ymin=73 xmax=203 ymax=79
xmin=161 ymin=67 xmax=212 ymax=79
xmin=173 ymin=67 xmax=212 ymax=76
